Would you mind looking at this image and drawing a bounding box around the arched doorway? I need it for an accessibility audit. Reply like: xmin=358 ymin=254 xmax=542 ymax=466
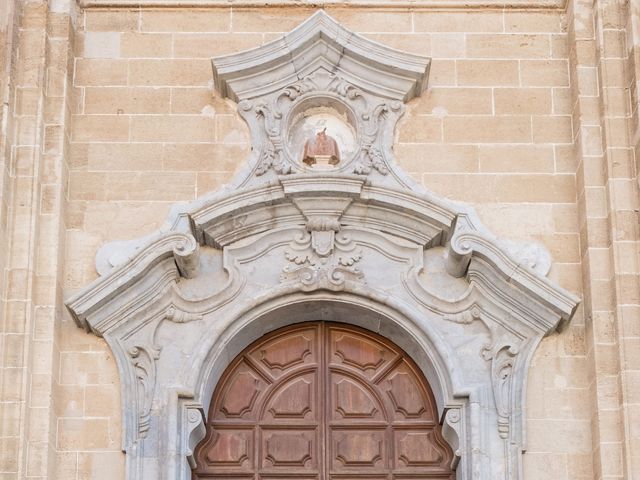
xmin=192 ymin=321 xmax=455 ymax=479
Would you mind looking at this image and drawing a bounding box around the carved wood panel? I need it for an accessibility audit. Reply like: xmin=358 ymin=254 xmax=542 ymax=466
xmin=193 ymin=322 xmax=454 ymax=479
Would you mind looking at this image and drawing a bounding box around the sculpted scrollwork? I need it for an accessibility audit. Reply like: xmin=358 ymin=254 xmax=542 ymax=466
xmin=128 ymin=344 xmax=160 ymax=439
xmin=242 ymin=70 xmax=400 ymax=178
xmin=281 ymin=218 xmax=364 ymax=291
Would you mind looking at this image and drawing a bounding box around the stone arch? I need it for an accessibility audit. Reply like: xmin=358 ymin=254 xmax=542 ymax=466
xmin=192 ymin=294 xmax=457 ymax=422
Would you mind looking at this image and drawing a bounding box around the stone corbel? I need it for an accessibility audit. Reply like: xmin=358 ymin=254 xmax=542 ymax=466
xmin=182 ymin=405 xmax=206 ymax=470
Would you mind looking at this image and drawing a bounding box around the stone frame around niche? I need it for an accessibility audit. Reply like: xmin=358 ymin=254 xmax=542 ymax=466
xmin=64 ymin=11 xmax=580 ymax=480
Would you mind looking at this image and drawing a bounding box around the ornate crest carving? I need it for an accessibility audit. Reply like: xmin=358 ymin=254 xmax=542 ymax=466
xmin=281 ymin=219 xmax=364 ymax=291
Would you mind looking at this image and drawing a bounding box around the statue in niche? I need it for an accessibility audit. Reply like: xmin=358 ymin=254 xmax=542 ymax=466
xmin=302 ymin=128 xmax=340 ymax=167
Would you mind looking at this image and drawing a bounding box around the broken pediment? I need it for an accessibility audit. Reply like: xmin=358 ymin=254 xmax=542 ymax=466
xmin=65 ymin=10 xmax=579 ymax=480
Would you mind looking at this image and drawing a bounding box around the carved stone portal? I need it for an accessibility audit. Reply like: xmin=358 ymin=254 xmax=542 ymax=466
xmin=65 ymin=11 xmax=579 ymax=480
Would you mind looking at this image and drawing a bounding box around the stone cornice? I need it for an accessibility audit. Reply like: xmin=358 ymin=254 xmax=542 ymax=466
xmin=78 ymin=0 xmax=566 ymax=10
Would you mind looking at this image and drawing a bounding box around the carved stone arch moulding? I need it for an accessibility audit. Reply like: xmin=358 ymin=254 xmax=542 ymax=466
xmin=65 ymin=11 xmax=580 ymax=480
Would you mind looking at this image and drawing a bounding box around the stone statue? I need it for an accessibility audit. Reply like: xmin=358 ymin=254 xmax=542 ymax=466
xmin=302 ymin=128 xmax=340 ymax=166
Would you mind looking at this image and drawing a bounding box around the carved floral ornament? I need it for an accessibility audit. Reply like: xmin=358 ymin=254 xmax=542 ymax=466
xmin=64 ymin=11 xmax=580 ymax=480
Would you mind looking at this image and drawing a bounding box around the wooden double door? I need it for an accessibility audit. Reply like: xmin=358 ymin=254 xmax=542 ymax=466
xmin=193 ymin=322 xmax=455 ymax=479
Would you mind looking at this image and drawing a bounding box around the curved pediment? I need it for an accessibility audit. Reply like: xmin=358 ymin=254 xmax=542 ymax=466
xmin=64 ymin=10 xmax=579 ymax=480
xmin=213 ymin=10 xmax=429 ymax=103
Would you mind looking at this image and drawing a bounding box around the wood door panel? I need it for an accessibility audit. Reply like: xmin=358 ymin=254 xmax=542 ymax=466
xmin=332 ymin=374 xmax=384 ymax=420
xmin=193 ymin=322 xmax=454 ymax=480
xmin=331 ymin=429 xmax=387 ymax=470
xmin=261 ymin=429 xmax=318 ymax=469
xmin=263 ymin=373 xmax=316 ymax=421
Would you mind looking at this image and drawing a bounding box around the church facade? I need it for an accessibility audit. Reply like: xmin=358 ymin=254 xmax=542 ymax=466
xmin=0 ymin=0 xmax=638 ymax=479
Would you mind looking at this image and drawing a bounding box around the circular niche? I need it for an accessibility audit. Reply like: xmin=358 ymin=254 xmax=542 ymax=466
xmin=285 ymin=97 xmax=358 ymax=170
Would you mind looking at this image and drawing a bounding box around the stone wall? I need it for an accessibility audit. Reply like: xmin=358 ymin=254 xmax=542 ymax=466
xmin=0 ymin=0 xmax=638 ymax=479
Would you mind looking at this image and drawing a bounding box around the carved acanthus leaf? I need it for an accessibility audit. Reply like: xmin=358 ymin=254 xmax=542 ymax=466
xmin=488 ymin=344 xmax=518 ymax=439
xmin=281 ymin=226 xmax=364 ymax=291
xmin=165 ymin=305 xmax=203 ymax=324
xmin=128 ymin=344 xmax=161 ymax=439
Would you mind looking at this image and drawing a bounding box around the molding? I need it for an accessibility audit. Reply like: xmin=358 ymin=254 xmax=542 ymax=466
xmin=78 ymin=0 xmax=567 ymax=11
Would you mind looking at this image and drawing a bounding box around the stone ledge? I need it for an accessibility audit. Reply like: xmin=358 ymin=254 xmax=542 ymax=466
xmin=78 ymin=0 xmax=567 ymax=11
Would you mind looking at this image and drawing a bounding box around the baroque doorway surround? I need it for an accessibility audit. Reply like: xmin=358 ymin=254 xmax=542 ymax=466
xmin=65 ymin=11 xmax=580 ymax=480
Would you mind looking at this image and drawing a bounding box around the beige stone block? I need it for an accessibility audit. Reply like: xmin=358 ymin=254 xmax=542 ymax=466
xmin=554 ymin=144 xmax=576 ymax=173
xmin=105 ymin=172 xmax=196 ymax=201
xmin=413 ymin=87 xmax=492 ymax=115
xmin=171 ymin=88 xmax=226 ymax=114
xmin=617 ymin=274 xmax=640 ymax=305
xmin=532 ymin=115 xmax=573 ymax=143
xmin=26 ymin=441 xmax=48 ymax=476
xmin=27 ymin=408 xmax=51 ymax=443
xmin=456 ymin=60 xmax=519 ymax=86
xmin=561 ymin=325 xmax=586 ymax=356
xmin=15 ymin=86 xmax=39 ymax=116
xmin=68 ymin=170 xmax=108 ymax=201
xmin=0 ymin=402 xmax=21 ymax=436
xmin=75 ymin=59 xmax=128 ymax=86
xmin=197 ymin=171 xmax=234 ymax=196
xmin=566 ymin=453 xmax=593 ymax=478
xmin=72 ymin=115 xmax=129 ymax=142
xmin=613 ymin=242 xmax=639 ymax=274
xmin=613 ymin=211 xmax=639 ymax=241
xmin=535 ymin=233 xmax=580 ymax=262
xmin=13 ymin=146 xmax=36 ymax=176
xmin=1 ymin=368 xmax=24 ymax=402
xmin=552 ymin=87 xmax=572 ymax=115
xmin=84 ymin=87 xmax=170 ymax=114
xmin=494 ymin=88 xmax=552 ymax=115
xmin=443 ymin=116 xmax=531 ymax=143
xmin=83 ymin=203 xmax=168 ymax=240
xmin=397 ymin=115 xmax=442 ymax=143
xmin=478 ymin=145 xmax=554 ymax=173
xmin=363 ymin=34 xmax=431 ymax=56
xmin=85 ymin=10 xmax=139 ymax=32
xmin=0 ymin=438 xmax=19 ymax=472
xmin=504 ymin=12 xmax=564 ymax=33
xmin=527 ymin=419 xmax=592 ymax=453
xmin=83 ymin=32 xmax=120 ymax=59
xmin=59 ymin=351 xmax=117 ymax=385
xmin=396 ymin=144 xmax=478 ymax=172
xmin=4 ymin=301 xmax=27 ymax=334
xmin=551 ymin=34 xmax=569 ymax=58
xmin=87 ymin=143 xmax=163 ymax=171
xmin=57 ymin=418 xmax=111 ymax=450
xmin=413 ymin=11 xmax=503 ymax=32
xmin=141 ymin=10 xmax=230 ymax=32
xmin=121 ymin=33 xmax=172 ymax=58
xmin=230 ymin=8 xmax=318 ymax=33
xmin=130 ymin=115 xmax=214 ymax=142
xmin=78 ymin=452 xmax=126 ymax=480
xmin=575 ymin=39 xmax=597 ymax=66
xmin=215 ymin=114 xmax=249 ymax=143
xmin=620 ymin=305 xmax=640 ymax=338
xmin=47 ymin=12 xmax=71 ymax=38
xmin=576 ymin=66 xmax=598 ymax=96
xmin=322 ymin=9 xmax=412 ymax=33
xmin=7 ymin=268 xmax=29 ymax=300
xmin=466 ymin=34 xmax=550 ymax=59
xmin=521 ymin=60 xmax=569 ymax=86
xmin=173 ymin=33 xmax=262 ymax=58
xmin=422 ymin=173 xmax=575 ymax=203
xmin=68 ymin=143 xmax=89 ymax=170
xmin=428 ymin=60 xmax=456 ymax=86
xmin=128 ymin=59 xmax=211 ymax=86
xmin=163 ymin=143 xmax=248 ymax=172
xmin=85 ymin=385 xmax=120 ymax=417
xmin=431 ymin=33 xmax=465 ymax=58
xmin=30 ymin=373 xmax=53 ymax=408
xmin=3 ymin=333 xmax=25 ymax=368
